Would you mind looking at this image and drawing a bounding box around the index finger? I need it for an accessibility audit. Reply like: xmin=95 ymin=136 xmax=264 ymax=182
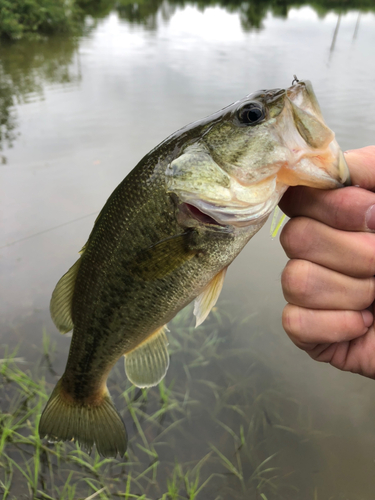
xmin=279 ymin=146 xmax=375 ymax=232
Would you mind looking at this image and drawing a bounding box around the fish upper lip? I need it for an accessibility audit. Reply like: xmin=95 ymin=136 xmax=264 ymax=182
xmin=265 ymin=88 xmax=286 ymax=103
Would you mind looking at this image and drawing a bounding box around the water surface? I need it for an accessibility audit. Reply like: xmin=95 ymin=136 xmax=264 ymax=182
xmin=1 ymin=3 xmax=375 ymax=498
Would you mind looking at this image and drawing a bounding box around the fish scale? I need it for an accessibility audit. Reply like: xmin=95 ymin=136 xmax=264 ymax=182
xmin=39 ymin=80 xmax=350 ymax=457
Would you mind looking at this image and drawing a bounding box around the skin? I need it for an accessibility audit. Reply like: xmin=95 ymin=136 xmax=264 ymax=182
xmin=279 ymin=146 xmax=375 ymax=378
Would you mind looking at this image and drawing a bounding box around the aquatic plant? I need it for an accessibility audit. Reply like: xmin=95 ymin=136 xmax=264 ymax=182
xmin=0 ymin=307 xmax=326 ymax=500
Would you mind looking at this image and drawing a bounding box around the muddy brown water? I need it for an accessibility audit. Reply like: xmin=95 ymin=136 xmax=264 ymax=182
xmin=1 ymin=4 xmax=375 ymax=498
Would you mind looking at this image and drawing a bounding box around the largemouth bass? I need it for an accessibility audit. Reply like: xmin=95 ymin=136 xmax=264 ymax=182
xmin=39 ymin=79 xmax=350 ymax=457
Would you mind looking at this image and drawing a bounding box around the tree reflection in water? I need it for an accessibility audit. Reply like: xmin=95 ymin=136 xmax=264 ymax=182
xmin=0 ymin=0 xmax=373 ymax=154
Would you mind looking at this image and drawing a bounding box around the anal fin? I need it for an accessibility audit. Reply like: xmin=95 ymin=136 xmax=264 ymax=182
xmin=124 ymin=326 xmax=169 ymax=388
xmin=193 ymin=267 xmax=227 ymax=327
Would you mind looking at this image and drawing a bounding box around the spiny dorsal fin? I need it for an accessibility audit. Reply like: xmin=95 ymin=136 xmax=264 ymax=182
xmin=193 ymin=267 xmax=227 ymax=327
xmin=50 ymin=258 xmax=81 ymax=334
xmin=124 ymin=326 xmax=169 ymax=388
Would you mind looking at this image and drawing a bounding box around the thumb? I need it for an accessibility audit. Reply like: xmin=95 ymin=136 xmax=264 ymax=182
xmin=345 ymin=146 xmax=375 ymax=190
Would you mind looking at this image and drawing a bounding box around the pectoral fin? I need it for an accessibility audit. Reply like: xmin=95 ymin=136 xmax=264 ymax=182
xmin=193 ymin=267 xmax=227 ymax=327
xmin=50 ymin=257 xmax=82 ymax=334
xmin=130 ymin=231 xmax=196 ymax=280
xmin=124 ymin=326 xmax=169 ymax=388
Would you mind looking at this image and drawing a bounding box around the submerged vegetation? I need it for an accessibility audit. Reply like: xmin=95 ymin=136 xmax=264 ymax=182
xmin=1 ymin=307 xmax=325 ymax=500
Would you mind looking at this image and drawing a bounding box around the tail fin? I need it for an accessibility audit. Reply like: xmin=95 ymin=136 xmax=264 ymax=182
xmin=39 ymin=379 xmax=127 ymax=458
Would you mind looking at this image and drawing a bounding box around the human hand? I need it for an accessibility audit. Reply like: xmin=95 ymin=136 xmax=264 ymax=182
xmin=279 ymin=146 xmax=375 ymax=378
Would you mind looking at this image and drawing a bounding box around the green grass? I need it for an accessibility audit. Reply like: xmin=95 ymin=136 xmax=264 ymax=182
xmin=0 ymin=306 xmax=324 ymax=500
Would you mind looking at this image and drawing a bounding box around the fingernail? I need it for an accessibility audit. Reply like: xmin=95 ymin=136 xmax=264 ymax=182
xmin=361 ymin=309 xmax=373 ymax=328
xmin=365 ymin=205 xmax=375 ymax=231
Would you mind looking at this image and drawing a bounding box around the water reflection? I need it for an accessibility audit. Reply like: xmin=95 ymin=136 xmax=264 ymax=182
xmin=117 ymin=0 xmax=174 ymax=29
xmin=1 ymin=0 xmax=374 ymax=154
xmin=1 ymin=2 xmax=375 ymax=498
xmin=113 ymin=0 xmax=375 ymax=31
xmin=0 ymin=38 xmax=81 ymax=153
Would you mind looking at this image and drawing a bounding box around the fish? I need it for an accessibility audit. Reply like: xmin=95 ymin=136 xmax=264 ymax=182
xmin=39 ymin=79 xmax=350 ymax=458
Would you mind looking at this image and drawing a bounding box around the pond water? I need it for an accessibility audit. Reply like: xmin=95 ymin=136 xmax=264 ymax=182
xmin=1 ymin=2 xmax=375 ymax=499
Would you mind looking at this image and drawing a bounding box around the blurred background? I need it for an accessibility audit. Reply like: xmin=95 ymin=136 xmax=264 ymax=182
xmin=1 ymin=0 xmax=375 ymax=498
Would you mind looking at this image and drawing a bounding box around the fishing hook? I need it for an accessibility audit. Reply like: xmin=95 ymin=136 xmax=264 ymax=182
xmin=292 ymin=75 xmax=300 ymax=85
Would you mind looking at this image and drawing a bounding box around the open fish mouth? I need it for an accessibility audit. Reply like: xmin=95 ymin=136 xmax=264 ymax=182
xmin=184 ymin=203 xmax=223 ymax=226
xmin=166 ymin=79 xmax=351 ymax=229
xmin=180 ymin=186 xmax=286 ymax=228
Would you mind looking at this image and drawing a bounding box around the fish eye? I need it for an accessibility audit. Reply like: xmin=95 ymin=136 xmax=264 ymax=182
xmin=237 ymin=102 xmax=265 ymax=126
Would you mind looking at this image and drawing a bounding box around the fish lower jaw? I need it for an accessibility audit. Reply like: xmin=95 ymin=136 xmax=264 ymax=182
xmin=278 ymin=141 xmax=350 ymax=188
xmin=186 ymin=189 xmax=286 ymax=228
xmin=277 ymin=160 xmax=342 ymax=189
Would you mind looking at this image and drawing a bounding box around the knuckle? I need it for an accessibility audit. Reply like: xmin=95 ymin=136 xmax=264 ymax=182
xmin=328 ymin=187 xmax=359 ymax=229
xmin=279 ymin=220 xmax=294 ymax=254
xmin=280 ymin=217 xmax=313 ymax=258
xmin=281 ymin=260 xmax=313 ymax=305
xmin=280 ymin=261 xmax=294 ymax=300
xmin=361 ymin=278 xmax=375 ymax=308
xmin=282 ymin=304 xmax=305 ymax=347
xmin=340 ymin=310 xmax=364 ymax=338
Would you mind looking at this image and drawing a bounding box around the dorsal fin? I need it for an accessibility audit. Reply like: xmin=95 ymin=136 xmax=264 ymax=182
xmin=50 ymin=257 xmax=82 ymax=334
xmin=193 ymin=267 xmax=227 ymax=327
xmin=124 ymin=326 xmax=169 ymax=388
